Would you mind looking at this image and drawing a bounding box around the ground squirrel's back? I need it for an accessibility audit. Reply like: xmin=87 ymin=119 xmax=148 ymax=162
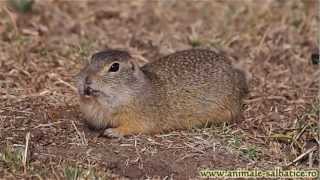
xmin=141 ymin=49 xmax=248 ymax=131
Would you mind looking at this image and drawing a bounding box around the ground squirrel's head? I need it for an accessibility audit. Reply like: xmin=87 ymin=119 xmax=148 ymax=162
xmin=76 ymin=49 xmax=147 ymax=103
xmin=76 ymin=49 xmax=148 ymax=128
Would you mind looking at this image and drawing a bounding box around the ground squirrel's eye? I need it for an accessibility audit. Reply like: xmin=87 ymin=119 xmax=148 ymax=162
xmin=311 ymin=53 xmax=319 ymax=65
xmin=109 ymin=63 xmax=120 ymax=72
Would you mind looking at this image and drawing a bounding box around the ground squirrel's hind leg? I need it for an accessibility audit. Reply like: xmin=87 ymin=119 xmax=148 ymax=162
xmin=213 ymin=107 xmax=237 ymax=123
xmin=208 ymin=97 xmax=242 ymax=124
xmin=102 ymin=126 xmax=142 ymax=138
xmin=102 ymin=119 xmax=152 ymax=138
xmin=102 ymin=128 xmax=126 ymax=138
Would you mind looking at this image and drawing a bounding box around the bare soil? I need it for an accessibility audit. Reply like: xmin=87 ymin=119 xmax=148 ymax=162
xmin=0 ymin=0 xmax=319 ymax=179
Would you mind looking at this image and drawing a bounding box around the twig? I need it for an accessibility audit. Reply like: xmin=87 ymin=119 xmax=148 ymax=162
xmin=49 ymin=73 xmax=78 ymax=93
xmin=257 ymin=27 xmax=269 ymax=53
xmin=286 ymin=146 xmax=317 ymax=166
xmin=71 ymin=121 xmax=87 ymax=145
xmin=133 ymin=137 xmax=143 ymax=168
xmin=308 ymin=150 xmax=314 ymax=168
xmin=0 ymin=90 xmax=51 ymax=100
xmin=23 ymin=132 xmax=30 ymax=174
xmin=33 ymin=121 xmax=63 ymax=129
xmin=177 ymin=153 xmax=198 ymax=161
xmin=3 ymin=6 xmax=18 ymax=35
xmin=293 ymin=124 xmax=308 ymax=142
xmin=184 ymin=142 xmax=205 ymax=154
xmin=244 ymin=95 xmax=288 ymax=103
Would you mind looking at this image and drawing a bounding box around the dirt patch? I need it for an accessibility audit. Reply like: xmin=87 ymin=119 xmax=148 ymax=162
xmin=1 ymin=97 xmax=250 ymax=179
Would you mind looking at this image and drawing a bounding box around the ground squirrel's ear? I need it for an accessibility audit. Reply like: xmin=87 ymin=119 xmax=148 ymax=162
xmin=129 ymin=60 xmax=144 ymax=78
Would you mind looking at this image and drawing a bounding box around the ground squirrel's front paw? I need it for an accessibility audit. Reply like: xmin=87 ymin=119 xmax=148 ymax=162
xmin=102 ymin=128 xmax=124 ymax=138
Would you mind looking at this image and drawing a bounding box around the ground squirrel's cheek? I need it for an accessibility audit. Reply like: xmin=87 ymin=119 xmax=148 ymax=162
xmin=79 ymin=96 xmax=110 ymax=129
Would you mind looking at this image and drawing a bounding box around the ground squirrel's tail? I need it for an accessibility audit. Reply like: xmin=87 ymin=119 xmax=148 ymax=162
xmin=234 ymin=68 xmax=249 ymax=97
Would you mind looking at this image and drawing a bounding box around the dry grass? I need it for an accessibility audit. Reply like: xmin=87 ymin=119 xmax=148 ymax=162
xmin=0 ymin=0 xmax=319 ymax=179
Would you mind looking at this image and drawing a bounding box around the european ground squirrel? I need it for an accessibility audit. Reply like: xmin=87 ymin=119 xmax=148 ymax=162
xmin=76 ymin=49 xmax=248 ymax=137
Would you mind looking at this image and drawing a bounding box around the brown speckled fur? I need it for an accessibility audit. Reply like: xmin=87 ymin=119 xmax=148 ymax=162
xmin=76 ymin=49 xmax=248 ymax=137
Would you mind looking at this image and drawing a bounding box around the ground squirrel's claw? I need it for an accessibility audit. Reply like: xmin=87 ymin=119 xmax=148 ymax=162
xmin=102 ymin=128 xmax=124 ymax=138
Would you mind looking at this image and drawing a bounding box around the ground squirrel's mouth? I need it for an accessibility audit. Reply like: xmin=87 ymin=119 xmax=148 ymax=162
xmin=84 ymin=86 xmax=100 ymax=97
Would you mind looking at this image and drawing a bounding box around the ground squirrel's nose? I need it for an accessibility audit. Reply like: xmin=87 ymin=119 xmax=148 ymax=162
xmin=85 ymin=76 xmax=92 ymax=86
xmin=83 ymin=76 xmax=92 ymax=96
